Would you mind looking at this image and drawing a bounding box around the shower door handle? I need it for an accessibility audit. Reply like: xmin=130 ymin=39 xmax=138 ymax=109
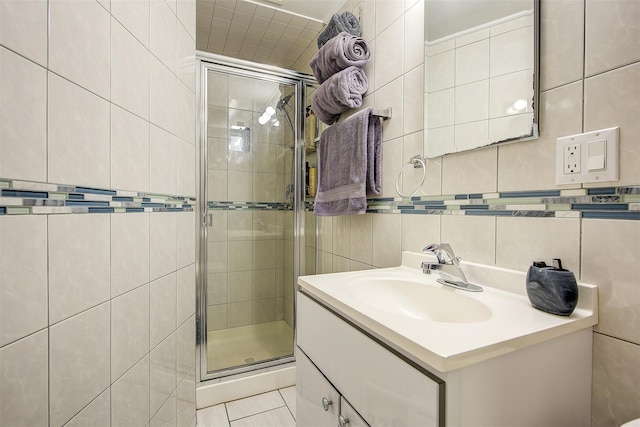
xmin=204 ymin=212 xmax=213 ymax=227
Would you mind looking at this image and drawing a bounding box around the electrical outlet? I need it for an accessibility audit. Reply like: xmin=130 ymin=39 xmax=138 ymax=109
xmin=556 ymin=127 xmax=619 ymax=185
xmin=564 ymin=144 xmax=581 ymax=174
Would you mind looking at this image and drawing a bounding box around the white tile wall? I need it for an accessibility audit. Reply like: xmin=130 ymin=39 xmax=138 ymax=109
xmin=0 ymin=0 xmax=196 ymax=426
xmin=0 ymin=47 xmax=47 ymax=182
xmin=50 ymin=0 xmax=111 ymax=99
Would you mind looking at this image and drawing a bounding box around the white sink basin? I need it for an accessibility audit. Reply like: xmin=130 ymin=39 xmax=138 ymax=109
xmin=347 ymin=277 xmax=492 ymax=323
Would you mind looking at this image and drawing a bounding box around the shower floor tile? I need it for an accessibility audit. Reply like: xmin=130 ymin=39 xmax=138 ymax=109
xmin=207 ymin=320 xmax=294 ymax=372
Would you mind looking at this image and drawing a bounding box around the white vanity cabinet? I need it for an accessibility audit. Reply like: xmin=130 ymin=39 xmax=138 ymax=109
xmin=296 ymin=292 xmax=441 ymax=427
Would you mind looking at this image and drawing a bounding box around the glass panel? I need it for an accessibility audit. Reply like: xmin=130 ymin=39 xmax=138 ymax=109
xmin=204 ymin=69 xmax=296 ymax=374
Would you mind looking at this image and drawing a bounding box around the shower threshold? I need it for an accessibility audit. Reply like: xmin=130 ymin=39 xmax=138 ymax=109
xmin=207 ymin=320 xmax=294 ymax=373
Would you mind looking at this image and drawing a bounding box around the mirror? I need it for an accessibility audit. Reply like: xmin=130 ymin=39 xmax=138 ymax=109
xmin=424 ymin=0 xmax=539 ymax=158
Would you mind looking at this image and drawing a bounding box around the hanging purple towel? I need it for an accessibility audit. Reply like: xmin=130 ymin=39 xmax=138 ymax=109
xmin=314 ymin=108 xmax=382 ymax=216
xmin=317 ymin=11 xmax=361 ymax=48
xmin=311 ymin=66 xmax=368 ymax=125
xmin=310 ymin=32 xmax=371 ymax=84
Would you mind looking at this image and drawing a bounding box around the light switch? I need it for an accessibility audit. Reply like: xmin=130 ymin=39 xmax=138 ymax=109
xmin=587 ymin=139 xmax=606 ymax=171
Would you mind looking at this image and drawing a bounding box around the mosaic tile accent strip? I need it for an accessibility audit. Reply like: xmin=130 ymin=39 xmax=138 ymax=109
xmin=360 ymin=186 xmax=640 ymax=220
xmin=207 ymin=201 xmax=293 ymax=211
xmin=0 ymin=179 xmax=195 ymax=215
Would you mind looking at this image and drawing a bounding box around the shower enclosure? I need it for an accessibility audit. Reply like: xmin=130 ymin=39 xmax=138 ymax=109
xmin=196 ymin=53 xmax=317 ymax=381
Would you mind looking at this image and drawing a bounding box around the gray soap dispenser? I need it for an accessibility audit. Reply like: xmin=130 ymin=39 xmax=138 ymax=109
xmin=525 ymin=259 xmax=578 ymax=316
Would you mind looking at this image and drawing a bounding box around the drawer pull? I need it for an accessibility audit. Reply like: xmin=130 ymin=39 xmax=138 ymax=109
xmin=321 ymin=397 xmax=332 ymax=411
xmin=339 ymin=415 xmax=350 ymax=426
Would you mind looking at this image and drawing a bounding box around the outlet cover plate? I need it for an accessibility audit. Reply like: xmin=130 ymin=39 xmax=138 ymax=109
xmin=556 ymin=127 xmax=619 ymax=185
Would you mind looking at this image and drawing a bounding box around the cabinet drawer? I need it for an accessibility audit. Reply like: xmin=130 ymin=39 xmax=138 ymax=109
xmin=297 ymin=291 xmax=441 ymax=426
xmin=296 ymin=348 xmax=340 ymax=427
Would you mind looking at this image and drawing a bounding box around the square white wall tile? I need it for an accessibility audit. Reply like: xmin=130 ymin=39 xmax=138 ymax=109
xmin=111 ymin=356 xmax=150 ymax=427
xmin=0 ymin=47 xmax=47 ymax=182
xmin=374 ymin=17 xmax=404 ymax=90
xmin=403 ymin=65 xmax=424 ymax=135
xmin=0 ymin=216 xmax=48 ymax=346
xmin=111 ymin=18 xmax=150 ymax=120
xmin=441 ymin=145 xmax=497 ymax=194
xmin=176 ymin=80 xmax=196 ymax=144
xmin=49 ymin=303 xmax=110 ymax=427
xmin=540 ymin=0 xmax=584 ymax=91
xmin=425 ymin=49 xmax=454 ymax=92
xmin=375 ymin=78 xmax=404 ymax=142
xmin=48 ymin=214 xmax=110 ymax=324
xmin=592 ymin=334 xmax=640 ymax=427
xmin=228 ymin=241 xmax=253 ymax=271
xmin=49 ymin=0 xmax=110 ymax=98
xmin=207 ymin=241 xmax=228 ymax=273
xmin=489 ymin=25 xmax=534 ymax=77
xmin=582 ymin=219 xmax=640 ymax=345
xmin=177 ymin=316 xmax=195 ymax=383
xmin=425 ymin=89 xmax=454 ymax=129
xmin=150 ymin=333 xmax=177 ymax=418
xmin=150 ymin=0 xmax=177 ymax=73
xmin=111 ymin=0 xmax=150 ymax=48
xmin=150 ymin=55 xmax=177 ymax=134
xmin=455 ymin=121 xmax=489 ymax=153
xmin=177 ymin=211 xmax=196 ymax=268
xmin=227 ymin=171 xmax=253 ymax=202
xmin=111 ymin=284 xmax=150 ymax=382
xmin=455 ymin=80 xmax=489 ymax=124
xmin=151 ymin=391 xmax=177 ymax=427
xmin=150 ymin=124 xmax=178 ymax=195
xmin=177 ymin=0 xmax=196 ymax=41
xmin=150 ymin=212 xmax=177 ymax=280
xmin=111 ymin=212 xmax=150 ymax=297
xmin=489 ymin=70 xmax=533 ymax=119
xmin=48 ymin=73 xmax=110 ymax=188
xmin=375 ymin=0 xmax=404 ymax=35
xmin=373 ymin=214 xmax=402 ymax=267
xmin=456 ymin=39 xmax=489 ymax=85
xmin=178 ymin=264 xmax=196 ymax=325
xmin=111 ymin=105 xmax=150 ymax=192
xmin=177 ymin=369 xmax=196 ymax=427
xmin=496 ymin=216 xmax=581 ymax=273
xmin=0 ymin=0 xmax=48 ymax=66
xmin=440 ymin=215 xmax=496 ymax=266
xmin=150 ymin=273 xmax=177 ymax=349
xmin=498 ymin=81 xmax=583 ymax=192
xmin=177 ymin=21 xmax=196 ymax=92
xmin=403 ymin=1 xmax=424 ymax=72
xmin=0 ymin=330 xmax=48 ymax=427
xmin=350 ymin=214 xmax=373 ymax=265
xmin=584 ymin=63 xmax=640 ymax=187
xmin=585 ymin=0 xmax=640 ymax=77
xmin=228 ymin=211 xmax=252 ymax=241
xmin=228 ymin=75 xmax=253 ymax=111
xmin=425 ymin=126 xmax=454 ymax=158
xmin=65 ymin=389 xmax=110 ymax=427
xmin=401 ymin=214 xmax=441 ymax=253
xmin=380 ymin=137 xmax=403 ymax=198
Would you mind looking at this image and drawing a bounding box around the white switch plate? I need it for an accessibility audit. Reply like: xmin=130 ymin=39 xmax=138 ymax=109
xmin=556 ymin=127 xmax=619 ymax=185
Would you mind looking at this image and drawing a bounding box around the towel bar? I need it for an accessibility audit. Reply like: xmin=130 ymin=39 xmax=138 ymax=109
xmin=372 ymin=108 xmax=392 ymax=120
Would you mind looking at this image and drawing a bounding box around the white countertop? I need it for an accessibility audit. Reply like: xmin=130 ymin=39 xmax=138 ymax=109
xmin=297 ymin=251 xmax=598 ymax=373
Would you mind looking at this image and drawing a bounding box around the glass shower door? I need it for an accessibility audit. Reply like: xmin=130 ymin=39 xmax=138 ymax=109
xmin=203 ymin=66 xmax=298 ymax=376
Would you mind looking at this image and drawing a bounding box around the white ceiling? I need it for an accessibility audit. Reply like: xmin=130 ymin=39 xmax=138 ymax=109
xmin=196 ymin=0 xmax=347 ymax=69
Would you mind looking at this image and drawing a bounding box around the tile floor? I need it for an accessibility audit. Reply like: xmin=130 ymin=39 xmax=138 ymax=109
xmin=196 ymin=386 xmax=296 ymax=427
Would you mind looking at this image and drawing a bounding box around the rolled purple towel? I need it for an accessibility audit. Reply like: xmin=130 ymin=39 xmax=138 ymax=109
xmin=310 ymin=32 xmax=371 ymax=84
xmin=311 ymin=66 xmax=368 ymax=125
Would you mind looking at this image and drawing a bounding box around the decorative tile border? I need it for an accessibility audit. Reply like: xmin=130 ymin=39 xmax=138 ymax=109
xmin=207 ymin=201 xmax=292 ymax=211
xmin=0 ymin=179 xmax=195 ymax=215
xmin=364 ymin=186 xmax=640 ymax=220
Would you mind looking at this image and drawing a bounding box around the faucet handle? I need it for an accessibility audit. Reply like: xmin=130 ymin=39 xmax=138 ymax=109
xmin=422 ymin=243 xmax=458 ymax=265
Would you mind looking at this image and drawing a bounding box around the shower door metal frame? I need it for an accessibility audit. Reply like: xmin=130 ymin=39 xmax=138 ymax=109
xmin=195 ymin=52 xmax=316 ymax=383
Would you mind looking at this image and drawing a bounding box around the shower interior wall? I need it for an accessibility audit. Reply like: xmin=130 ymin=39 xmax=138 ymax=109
xmin=0 ymin=0 xmax=197 ymax=426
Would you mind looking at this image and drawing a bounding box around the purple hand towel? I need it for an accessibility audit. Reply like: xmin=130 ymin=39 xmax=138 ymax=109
xmin=311 ymin=66 xmax=368 ymax=125
xmin=310 ymin=32 xmax=371 ymax=84
xmin=314 ymin=108 xmax=382 ymax=216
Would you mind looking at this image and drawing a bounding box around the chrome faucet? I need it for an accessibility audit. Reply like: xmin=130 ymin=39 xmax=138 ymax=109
xmin=422 ymin=243 xmax=483 ymax=292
